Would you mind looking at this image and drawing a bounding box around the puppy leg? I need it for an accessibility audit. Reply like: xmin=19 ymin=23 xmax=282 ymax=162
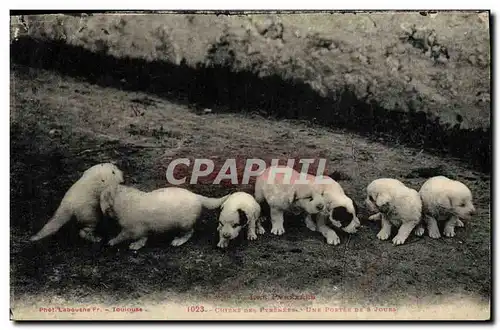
xmin=79 ymin=226 xmax=102 ymax=243
xmin=425 ymin=214 xmax=441 ymax=239
xmin=443 ymin=216 xmax=458 ymax=237
xmin=368 ymin=213 xmax=382 ymax=221
xmin=270 ymin=208 xmax=285 ymax=236
xmin=247 ymin=217 xmax=258 ymax=241
xmin=392 ymin=221 xmax=419 ymax=245
xmin=129 ymin=237 xmax=148 ymax=250
xmin=256 ymin=220 xmax=266 ymax=235
xmin=171 ymin=229 xmax=194 ymax=246
xmin=455 ymin=219 xmax=465 ymax=227
xmin=316 ymin=214 xmax=340 ymax=245
xmin=414 ymin=223 xmax=425 ymax=237
xmin=77 ymin=208 xmax=102 ymax=243
xmin=108 ymin=230 xmax=133 ymax=246
xmin=304 ymin=215 xmax=317 ymax=232
xmin=343 ymin=219 xmax=359 ymax=234
xmin=377 ymin=215 xmax=392 ymax=241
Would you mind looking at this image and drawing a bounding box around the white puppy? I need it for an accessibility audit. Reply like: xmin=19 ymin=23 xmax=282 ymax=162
xmin=217 ymin=192 xmax=263 ymax=248
xmin=30 ymin=163 xmax=124 ymax=242
xmin=254 ymin=166 xmax=326 ymax=236
xmin=419 ymin=176 xmax=476 ymax=238
xmin=100 ymin=185 xmax=229 ymax=250
xmin=303 ymin=175 xmax=360 ymax=246
xmin=365 ymin=178 xmax=422 ymax=245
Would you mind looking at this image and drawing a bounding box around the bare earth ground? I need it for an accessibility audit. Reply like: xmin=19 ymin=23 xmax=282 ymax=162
xmin=10 ymin=65 xmax=490 ymax=319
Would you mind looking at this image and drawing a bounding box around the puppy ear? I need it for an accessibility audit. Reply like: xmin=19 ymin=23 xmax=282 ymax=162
xmin=352 ymin=199 xmax=359 ymax=215
xmin=237 ymin=209 xmax=249 ymax=226
xmin=447 ymin=196 xmax=454 ymax=208
xmin=375 ymin=193 xmax=392 ymax=213
xmin=100 ymin=187 xmax=116 ymax=215
xmin=331 ymin=206 xmax=353 ymax=226
xmin=116 ymin=169 xmax=124 ymax=183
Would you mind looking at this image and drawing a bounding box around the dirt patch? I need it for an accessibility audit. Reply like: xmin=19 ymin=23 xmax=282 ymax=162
xmin=10 ymin=66 xmax=490 ymax=309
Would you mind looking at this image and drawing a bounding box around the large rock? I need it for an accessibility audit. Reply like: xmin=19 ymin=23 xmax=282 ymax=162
xmin=10 ymin=12 xmax=491 ymax=170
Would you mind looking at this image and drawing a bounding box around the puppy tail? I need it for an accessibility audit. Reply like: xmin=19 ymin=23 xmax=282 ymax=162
xmin=253 ymin=186 xmax=264 ymax=204
xmin=198 ymin=194 xmax=231 ymax=210
xmin=30 ymin=203 xmax=73 ymax=241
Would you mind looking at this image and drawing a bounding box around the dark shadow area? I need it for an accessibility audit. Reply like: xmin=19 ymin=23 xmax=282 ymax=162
xmin=10 ymin=37 xmax=491 ymax=173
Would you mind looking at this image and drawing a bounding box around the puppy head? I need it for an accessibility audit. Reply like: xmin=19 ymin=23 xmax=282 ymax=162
xmin=448 ymin=182 xmax=476 ymax=219
xmin=95 ymin=163 xmax=125 ymax=187
xmin=365 ymin=183 xmax=393 ymax=214
xmin=100 ymin=185 xmax=118 ymax=218
xmin=289 ymin=185 xmax=325 ymax=215
xmin=218 ymin=209 xmax=248 ymax=241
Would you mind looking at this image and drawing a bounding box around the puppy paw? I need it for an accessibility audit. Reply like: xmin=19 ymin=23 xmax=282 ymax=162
xmin=326 ymin=232 xmax=341 ymax=246
xmin=443 ymin=227 xmax=456 ymax=238
xmin=368 ymin=213 xmax=381 ymax=221
xmin=414 ymin=226 xmax=425 ymax=237
xmin=428 ymin=229 xmax=441 ymax=239
xmin=342 ymin=226 xmax=357 ymax=234
xmin=29 ymin=235 xmax=40 ymax=242
xmin=392 ymin=235 xmax=407 ymax=245
xmin=456 ymin=219 xmax=465 ymax=228
xmin=80 ymin=229 xmax=103 ymax=243
xmin=247 ymin=232 xmax=258 ymax=241
xmin=171 ymin=238 xmax=187 ymax=247
xmin=107 ymin=239 xmax=118 ymax=246
xmin=329 ymin=220 xmax=342 ymax=228
xmin=129 ymin=242 xmax=144 ymax=250
xmin=377 ymin=230 xmax=390 ymax=241
xmin=305 ymin=221 xmax=317 ymax=232
xmin=256 ymin=226 xmax=266 ymax=235
xmin=89 ymin=236 xmax=102 ymax=243
xmin=217 ymin=240 xmax=229 ymax=248
xmin=271 ymin=226 xmax=285 ymax=236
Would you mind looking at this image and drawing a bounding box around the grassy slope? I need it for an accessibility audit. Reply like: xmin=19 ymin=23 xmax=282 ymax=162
xmin=14 ymin=12 xmax=490 ymax=130
xmin=10 ymin=66 xmax=490 ymax=314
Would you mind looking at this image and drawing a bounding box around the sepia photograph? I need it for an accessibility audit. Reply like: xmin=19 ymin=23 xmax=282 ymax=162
xmin=9 ymin=9 xmax=491 ymax=321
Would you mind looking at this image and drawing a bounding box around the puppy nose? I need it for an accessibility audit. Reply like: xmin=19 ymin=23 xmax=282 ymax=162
xmin=470 ymin=208 xmax=477 ymax=215
xmin=317 ymin=203 xmax=324 ymax=211
xmin=223 ymin=233 xmax=232 ymax=239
